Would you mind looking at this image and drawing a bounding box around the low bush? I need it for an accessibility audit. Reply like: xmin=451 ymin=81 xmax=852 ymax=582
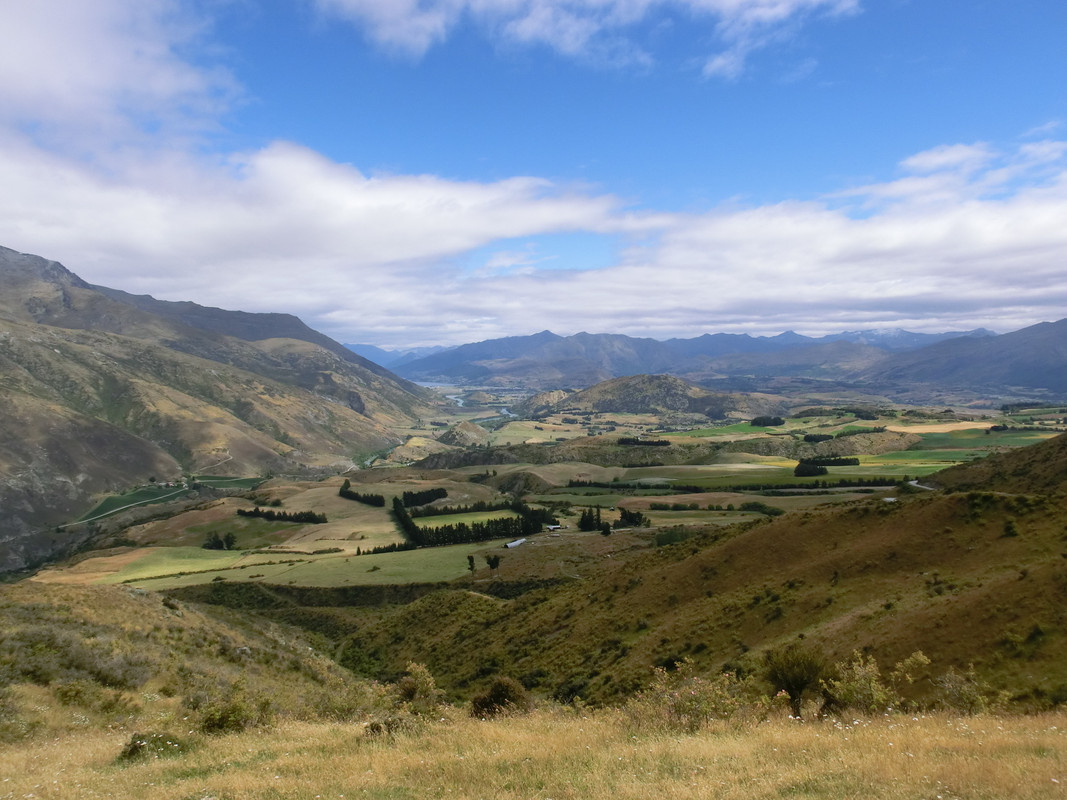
xmin=626 ymin=659 xmax=767 ymax=733
xmin=934 ymin=665 xmax=1009 ymax=714
xmin=194 ymin=684 xmax=275 ymax=735
xmin=820 ymin=650 xmax=929 ymax=714
xmin=394 ymin=662 xmax=444 ymax=717
xmin=116 ymin=731 xmax=194 ymax=762
xmin=470 ymin=676 xmax=533 ymax=718
xmin=0 ymin=628 xmax=151 ymax=690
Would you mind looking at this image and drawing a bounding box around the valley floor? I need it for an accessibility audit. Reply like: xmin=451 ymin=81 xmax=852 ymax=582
xmin=2 ymin=709 xmax=1064 ymax=799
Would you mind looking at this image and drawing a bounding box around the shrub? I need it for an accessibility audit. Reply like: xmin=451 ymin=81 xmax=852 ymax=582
xmin=820 ymin=651 xmax=896 ymax=714
xmin=626 ymin=659 xmax=766 ymax=733
xmin=764 ymin=644 xmax=825 ymax=718
xmin=470 ymin=676 xmax=533 ymax=718
xmin=0 ymin=628 xmax=151 ymax=689
xmin=307 ymin=678 xmax=388 ymax=722
xmin=54 ymin=679 xmax=104 ymax=707
xmin=394 ymin=662 xmax=443 ymax=717
xmin=739 ymin=501 xmax=785 ymax=517
xmin=196 ymin=688 xmax=274 ymax=735
xmin=934 ymin=665 xmax=1008 ymax=714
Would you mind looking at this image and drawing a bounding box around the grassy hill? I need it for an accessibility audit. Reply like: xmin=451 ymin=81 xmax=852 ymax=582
xmin=135 ymin=436 xmax=1067 ymax=714
xmin=3 ymin=440 xmax=1067 ymax=798
xmin=931 ymin=431 xmax=1067 ymax=494
xmin=314 ymin=488 xmax=1066 ymax=707
xmin=0 ymin=246 xmax=437 ymax=572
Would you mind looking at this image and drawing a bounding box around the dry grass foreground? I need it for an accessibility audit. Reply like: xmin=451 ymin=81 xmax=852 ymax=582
xmin=1 ymin=708 xmax=1064 ymax=799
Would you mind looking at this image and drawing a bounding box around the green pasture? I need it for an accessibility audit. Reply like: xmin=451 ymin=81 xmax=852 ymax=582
xmin=672 ymin=422 xmax=794 ymax=437
xmin=913 ymin=429 xmax=1055 ymax=449
xmin=532 ymin=492 xmax=630 ymax=508
xmin=78 ymin=484 xmax=192 ymax=521
xmin=194 ymin=475 xmax=264 ymax=489
xmin=624 ymin=465 xmax=825 ymax=488
xmin=414 ymin=510 xmax=519 ymax=527
xmin=79 ymin=475 xmax=264 ymax=521
xmin=97 ymin=547 xmax=251 ymax=584
xmin=183 ymin=517 xmax=303 ymax=550
xmin=111 ymin=539 xmax=512 ymax=590
xmin=670 ymin=415 xmax=889 ymax=439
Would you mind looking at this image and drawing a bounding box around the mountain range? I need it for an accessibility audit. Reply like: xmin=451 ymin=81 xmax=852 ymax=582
xmin=383 ymin=324 xmax=1067 ymax=399
xmin=3 ymin=241 xmax=1066 ymax=572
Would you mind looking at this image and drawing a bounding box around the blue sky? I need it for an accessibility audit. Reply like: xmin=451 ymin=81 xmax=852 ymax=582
xmin=0 ymin=1 xmax=1065 ymax=348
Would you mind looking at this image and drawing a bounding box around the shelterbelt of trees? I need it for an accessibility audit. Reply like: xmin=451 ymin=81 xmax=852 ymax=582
xmin=391 ymin=497 xmax=557 ymax=547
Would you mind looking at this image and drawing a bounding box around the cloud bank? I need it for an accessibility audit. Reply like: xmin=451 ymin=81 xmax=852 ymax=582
xmin=0 ymin=1 xmax=1064 ymax=348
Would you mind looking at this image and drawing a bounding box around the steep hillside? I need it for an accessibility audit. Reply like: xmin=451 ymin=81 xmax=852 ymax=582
xmin=0 ymin=246 xmax=435 ymax=572
xmin=332 ymin=487 xmax=1067 ymax=707
xmin=930 ymin=432 xmax=1067 ymax=494
xmin=860 ymin=318 xmax=1067 ymax=395
xmin=0 ymin=581 xmax=372 ymax=742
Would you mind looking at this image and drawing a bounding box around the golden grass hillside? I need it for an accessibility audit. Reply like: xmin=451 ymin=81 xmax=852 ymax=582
xmin=2 ymin=704 xmax=1064 ymax=799
xmin=315 ymin=487 xmax=1065 ymax=707
xmin=0 ymin=582 xmax=376 ymax=744
xmin=3 ymin=526 xmax=1066 ymax=799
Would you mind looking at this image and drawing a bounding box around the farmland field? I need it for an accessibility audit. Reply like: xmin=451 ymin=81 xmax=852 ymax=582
xmin=414 ymin=510 xmax=520 ymax=527
xmin=92 ymin=537 xmax=511 ymax=589
xmin=77 ymin=484 xmax=192 ymax=521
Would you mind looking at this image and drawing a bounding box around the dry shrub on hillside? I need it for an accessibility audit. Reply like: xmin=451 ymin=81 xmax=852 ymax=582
xmin=819 ymin=650 xmax=930 ymax=714
xmin=185 ymin=679 xmax=275 ymax=735
xmin=470 ymin=675 xmax=533 ymax=718
xmin=394 ymin=662 xmax=444 ymax=716
xmin=625 ymin=658 xmax=769 ymax=733
xmin=366 ymin=662 xmax=446 ymax=737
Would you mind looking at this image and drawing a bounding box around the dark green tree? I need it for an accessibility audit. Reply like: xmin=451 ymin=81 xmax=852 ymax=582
xmin=764 ymin=644 xmax=825 ymax=718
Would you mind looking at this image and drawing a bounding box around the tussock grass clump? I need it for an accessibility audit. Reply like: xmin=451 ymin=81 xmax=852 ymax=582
xmin=115 ymin=730 xmax=194 ymax=762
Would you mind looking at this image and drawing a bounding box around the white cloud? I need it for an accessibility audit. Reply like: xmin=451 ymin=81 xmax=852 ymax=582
xmin=1 ymin=1 xmax=1064 ymax=348
xmin=900 ymin=143 xmax=996 ymax=174
xmin=2 ymin=118 xmax=1065 ymax=346
xmin=314 ymin=0 xmax=858 ymax=74
xmin=0 ymin=0 xmax=235 ymax=152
